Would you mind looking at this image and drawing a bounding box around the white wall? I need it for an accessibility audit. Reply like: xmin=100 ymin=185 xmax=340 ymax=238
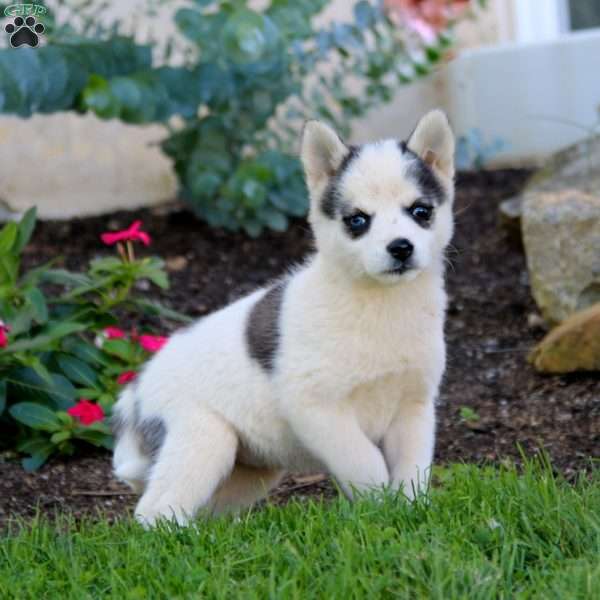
xmin=446 ymin=29 xmax=600 ymax=166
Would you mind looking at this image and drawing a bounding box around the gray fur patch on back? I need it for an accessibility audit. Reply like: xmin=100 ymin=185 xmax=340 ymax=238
xmin=138 ymin=417 xmax=167 ymax=459
xmin=110 ymin=412 xmax=127 ymax=439
xmin=246 ymin=280 xmax=287 ymax=372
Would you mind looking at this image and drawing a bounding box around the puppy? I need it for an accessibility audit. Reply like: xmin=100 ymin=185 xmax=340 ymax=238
xmin=112 ymin=110 xmax=455 ymax=526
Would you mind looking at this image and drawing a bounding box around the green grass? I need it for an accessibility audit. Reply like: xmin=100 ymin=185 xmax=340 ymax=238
xmin=1 ymin=461 xmax=599 ymax=599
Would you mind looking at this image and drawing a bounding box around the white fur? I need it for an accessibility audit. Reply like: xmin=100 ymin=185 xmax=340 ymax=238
xmin=112 ymin=110 xmax=455 ymax=526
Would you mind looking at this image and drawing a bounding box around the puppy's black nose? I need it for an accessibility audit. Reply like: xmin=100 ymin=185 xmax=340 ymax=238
xmin=387 ymin=238 xmax=414 ymax=262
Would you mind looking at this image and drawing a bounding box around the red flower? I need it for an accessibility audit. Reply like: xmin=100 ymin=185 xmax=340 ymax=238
xmin=117 ymin=370 xmax=137 ymax=385
xmin=104 ymin=326 xmax=126 ymax=340
xmin=0 ymin=321 xmax=10 ymax=348
xmin=139 ymin=334 xmax=168 ymax=353
xmin=101 ymin=221 xmax=151 ymax=246
xmin=67 ymin=399 xmax=105 ymax=426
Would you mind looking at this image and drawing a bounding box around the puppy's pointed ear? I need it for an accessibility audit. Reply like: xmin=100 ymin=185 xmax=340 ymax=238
xmin=407 ymin=110 xmax=455 ymax=179
xmin=301 ymin=120 xmax=348 ymax=190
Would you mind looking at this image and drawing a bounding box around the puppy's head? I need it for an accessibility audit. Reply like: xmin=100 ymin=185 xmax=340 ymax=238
xmin=301 ymin=110 xmax=455 ymax=285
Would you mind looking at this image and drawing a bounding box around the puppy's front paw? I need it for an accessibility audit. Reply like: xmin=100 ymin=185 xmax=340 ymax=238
xmin=135 ymin=497 xmax=192 ymax=528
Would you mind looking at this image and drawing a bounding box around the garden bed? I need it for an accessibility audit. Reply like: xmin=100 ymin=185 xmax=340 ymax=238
xmin=1 ymin=169 xmax=598 ymax=524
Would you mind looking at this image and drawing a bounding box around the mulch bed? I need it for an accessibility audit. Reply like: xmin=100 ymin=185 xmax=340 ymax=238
xmin=1 ymin=169 xmax=598 ymax=524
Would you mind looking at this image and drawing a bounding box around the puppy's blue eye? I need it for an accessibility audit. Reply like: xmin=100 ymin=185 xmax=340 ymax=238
xmin=409 ymin=203 xmax=433 ymax=222
xmin=343 ymin=211 xmax=371 ymax=238
xmin=350 ymin=215 xmax=367 ymax=229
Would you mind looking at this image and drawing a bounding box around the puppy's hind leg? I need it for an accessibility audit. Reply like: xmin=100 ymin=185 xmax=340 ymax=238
xmin=135 ymin=411 xmax=237 ymax=527
xmin=210 ymin=465 xmax=284 ymax=516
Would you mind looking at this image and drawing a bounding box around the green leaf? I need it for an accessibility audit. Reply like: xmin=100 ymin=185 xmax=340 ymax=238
xmin=6 ymin=368 xmax=77 ymax=410
xmin=17 ymin=437 xmax=54 ymax=455
xmin=47 ymin=374 xmax=79 ymax=410
xmin=27 ymin=356 xmax=53 ymax=385
xmin=175 ymin=7 xmax=205 ymax=43
xmin=25 ymin=287 xmax=49 ymax=324
xmin=42 ymin=321 xmax=89 ymax=340
xmin=57 ymin=354 xmax=99 ymax=388
xmin=20 ymin=259 xmax=57 ymax=287
xmin=103 ymin=339 xmax=135 ymax=362
xmin=75 ymin=388 xmax=101 ymax=400
xmin=78 ymin=419 xmax=111 ymax=435
xmin=261 ymin=209 xmax=288 ymax=232
xmin=50 ymin=430 xmax=72 ymax=444
xmin=62 ymin=338 xmax=110 ymax=367
xmin=221 ymin=10 xmax=282 ymax=69
xmin=14 ymin=207 xmax=37 ymax=253
xmin=0 ymin=222 xmax=18 ymax=254
xmin=137 ymin=259 xmax=169 ymax=290
xmin=75 ymin=429 xmax=113 ymax=449
xmin=89 ymin=256 xmax=124 ymax=273
xmin=5 ymin=321 xmax=87 ymax=353
xmin=81 ymin=74 xmax=120 ymax=119
xmin=9 ymin=402 xmax=62 ymax=431
xmin=243 ymin=220 xmax=263 ymax=238
xmin=22 ymin=447 xmax=54 ymax=472
xmin=0 ymin=253 xmax=19 ymax=285
xmin=425 ymin=45 xmax=442 ymax=63
xmin=134 ymin=299 xmax=193 ymax=323
xmin=0 ymin=380 xmax=6 ymax=415
xmin=354 ymin=1 xmax=375 ymax=28
xmin=42 ymin=269 xmax=93 ymax=288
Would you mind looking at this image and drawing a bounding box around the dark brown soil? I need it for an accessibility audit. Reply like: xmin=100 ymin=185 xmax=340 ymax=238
xmin=1 ymin=169 xmax=598 ymax=524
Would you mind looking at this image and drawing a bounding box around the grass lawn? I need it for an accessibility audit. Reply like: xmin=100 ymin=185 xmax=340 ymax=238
xmin=1 ymin=461 xmax=599 ymax=599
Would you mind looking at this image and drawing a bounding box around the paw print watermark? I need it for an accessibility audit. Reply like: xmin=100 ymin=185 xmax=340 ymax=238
xmin=3 ymin=4 xmax=47 ymax=48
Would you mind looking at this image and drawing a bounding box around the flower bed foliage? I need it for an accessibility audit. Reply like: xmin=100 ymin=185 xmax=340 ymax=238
xmin=0 ymin=0 xmax=477 ymax=236
xmin=0 ymin=211 xmax=186 ymax=470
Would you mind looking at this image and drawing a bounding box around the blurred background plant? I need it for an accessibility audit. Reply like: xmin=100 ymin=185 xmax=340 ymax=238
xmin=455 ymin=127 xmax=507 ymax=170
xmin=0 ymin=211 xmax=185 ymax=469
xmin=0 ymin=0 xmax=478 ymax=236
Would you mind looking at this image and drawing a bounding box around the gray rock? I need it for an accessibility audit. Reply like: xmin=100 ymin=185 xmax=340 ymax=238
xmin=498 ymin=195 xmax=523 ymax=237
xmin=521 ymin=136 xmax=600 ymax=323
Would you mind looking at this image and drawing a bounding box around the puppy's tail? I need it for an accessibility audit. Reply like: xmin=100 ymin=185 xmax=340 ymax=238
xmin=112 ymin=386 xmax=150 ymax=493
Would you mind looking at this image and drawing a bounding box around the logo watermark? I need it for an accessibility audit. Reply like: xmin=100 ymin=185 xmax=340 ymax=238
xmin=3 ymin=4 xmax=46 ymax=48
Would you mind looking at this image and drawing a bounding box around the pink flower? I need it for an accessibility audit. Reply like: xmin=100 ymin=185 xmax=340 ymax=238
xmin=117 ymin=370 xmax=138 ymax=385
xmin=101 ymin=221 xmax=151 ymax=247
xmin=104 ymin=326 xmax=126 ymax=340
xmin=67 ymin=399 xmax=105 ymax=426
xmin=0 ymin=321 xmax=11 ymax=348
xmin=386 ymin=0 xmax=469 ymax=43
xmin=139 ymin=334 xmax=168 ymax=353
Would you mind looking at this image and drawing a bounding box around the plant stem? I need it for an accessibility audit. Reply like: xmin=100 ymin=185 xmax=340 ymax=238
xmin=126 ymin=241 xmax=135 ymax=262
xmin=116 ymin=243 xmax=128 ymax=263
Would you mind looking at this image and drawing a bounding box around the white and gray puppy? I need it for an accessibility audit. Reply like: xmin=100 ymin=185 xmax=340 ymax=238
xmin=112 ymin=109 xmax=455 ymax=526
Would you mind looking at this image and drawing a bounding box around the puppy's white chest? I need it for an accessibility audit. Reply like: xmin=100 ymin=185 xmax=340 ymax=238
xmin=347 ymin=373 xmax=403 ymax=441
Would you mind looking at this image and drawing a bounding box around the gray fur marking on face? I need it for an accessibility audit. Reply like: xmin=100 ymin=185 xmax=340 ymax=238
xmin=320 ymin=145 xmax=360 ymax=218
xmin=399 ymin=141 xmax=445 ymax=205
xmin=138 ymin=417 xmax=167 ymax=459
xmin=246 ymin=280 xmax=287 ymax=372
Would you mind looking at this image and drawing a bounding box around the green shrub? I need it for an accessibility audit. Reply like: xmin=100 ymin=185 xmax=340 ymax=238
xmin=0 ymin=1 xmax=465 ymax=235
xmin=0 ymin=211 xmax=187 ymax=470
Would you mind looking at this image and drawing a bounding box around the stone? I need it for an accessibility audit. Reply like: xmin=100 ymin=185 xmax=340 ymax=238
xmin=166 ymin=256 xmax=188 ymax=272
xmin=521 ymin=136 xmax=600 ymax=324
xmin=0 ymin=113 xmax=178 ymax=220
xmin=528 ymin=303 xmax=600 ymax=374
xmin=498 ymin=195 xmax=523 ymax=238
